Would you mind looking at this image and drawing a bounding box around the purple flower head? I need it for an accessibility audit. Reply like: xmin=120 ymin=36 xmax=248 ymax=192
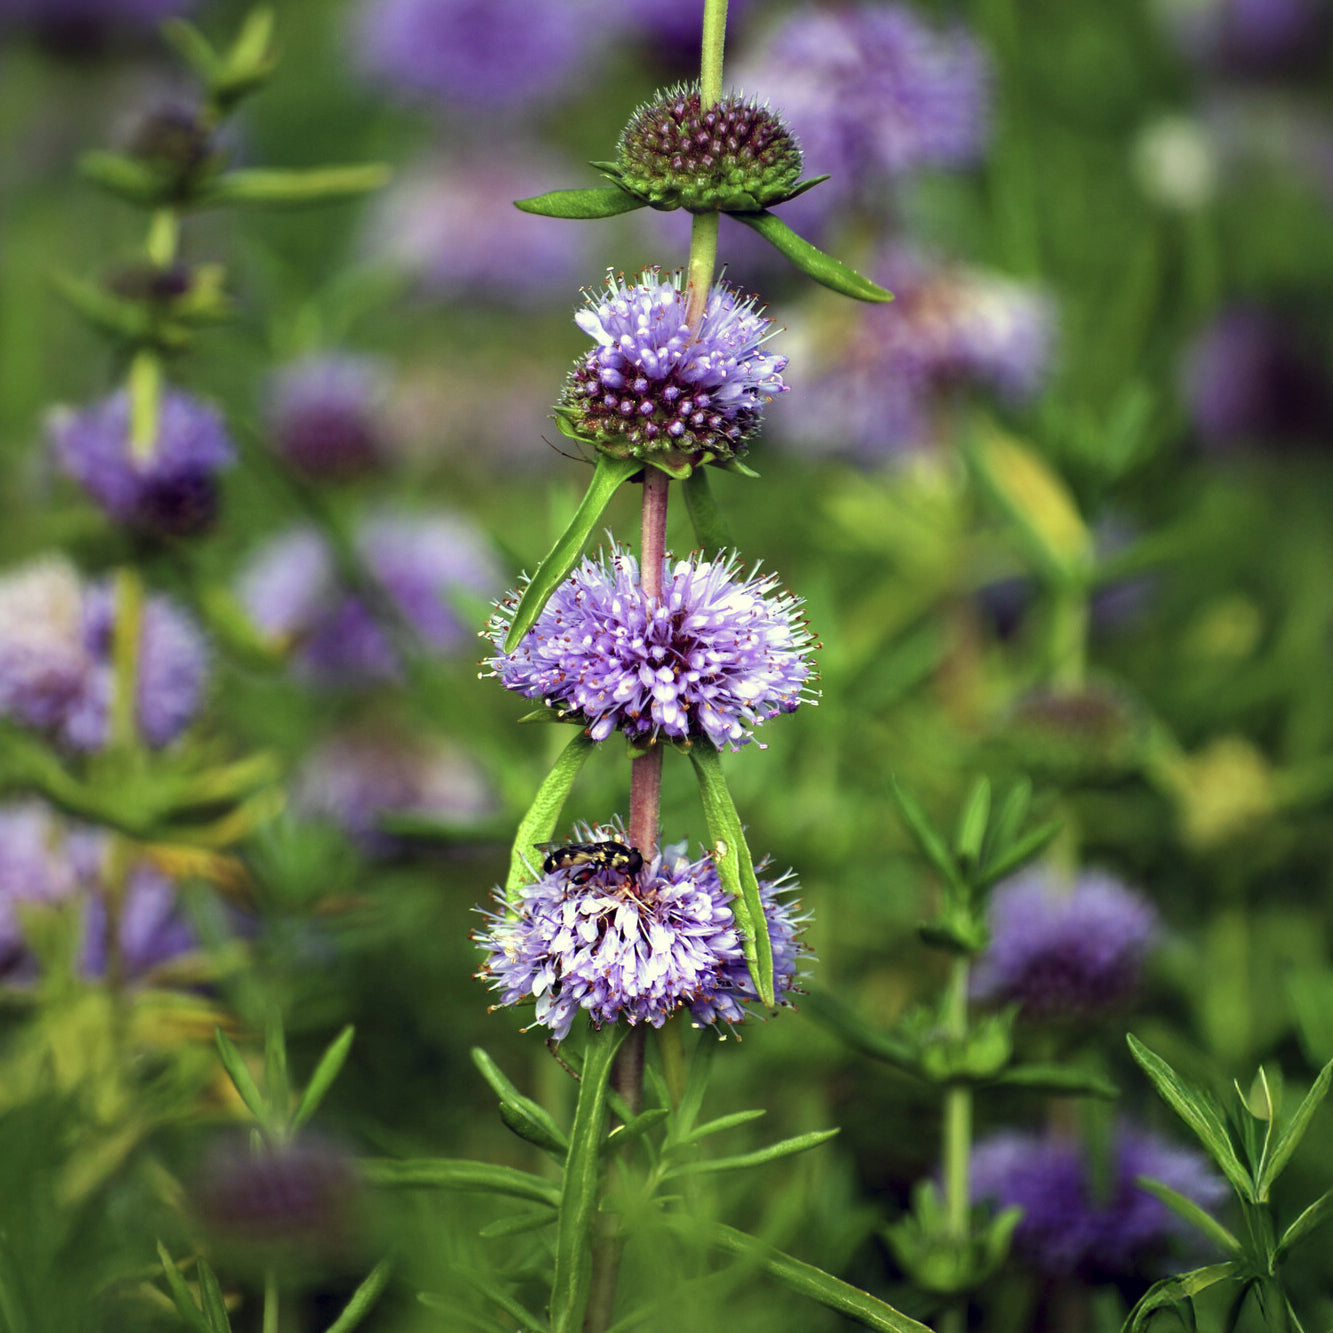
xmin=1161 ymin=0 xmax=1327 ymax=77
xmin=293 ymin=728 xmax=496 ymax=854
xmin=1180 ymin=306 xmax=1333 ymax=451
xmin=972 ymin=1123 xmax=1227 ymax=1280
xmin=558 ymin=269 xmax=788 ymax=467
xmin=49 ymin=388 xmax=234 ymax=538
xmin=365 ymin=150 xmax=590 ymax=305
xmin=475 ymin=821 xmax=805 ymax=1040
xmin=239 ymin=511 xmax=500 ymax=684
xmin=0 ymin=802 xmax=79 ymax=976
xmin=972 ymin=869 xmax=1159 ymax=1020
xmin=351 ymin=0 xmax=600 ymax=114
xmin=78 ymin=852 xmax=196 ymax=979
xmin=734 ymin=4 xmax=990 ymax=227
xmin=772 ymin=249 xmax=1056 ymax=462
xmin=484 ymin=544 xmax=818 ymax=750
xmin=265 ymin=355 xmax=390 ymax=482
xmin=0 ymin=557 xmax=207 ymax=752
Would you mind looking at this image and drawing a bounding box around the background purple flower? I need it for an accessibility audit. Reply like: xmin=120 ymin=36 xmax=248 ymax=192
xmin=1161 ymin=0 xmax=1328 ymax=77
xmin=0 ymin=557 xmax=208 ymax=751
xmin=475 ymin=825 xmax=803 ymax=1040
xmin=239 ymin=510 xmax=500 ymax=683
xmin=351 ymin=0 xmax=603 ymax=114
xmin=0 ymin=802 xmax=79 ymax=976
xmin=49 ymin=388 xmax=234 ymax=537
xmin=972 ymin=868 xmax=1159 ymax=1019
xmin=264 ymin=354 xmax=391 ymax=482
xmin=971 ymin=1124 xmax=1227 ymax=1280
xmin=78 ymin=857 xmax=196 ymax=979
xmin=485 ymin=545 xmax=817 ymax=750
xmin=773 ymin=249 xmax=1056 ymax=462
xmin=364 ymin=149 xmax=591 ymax=305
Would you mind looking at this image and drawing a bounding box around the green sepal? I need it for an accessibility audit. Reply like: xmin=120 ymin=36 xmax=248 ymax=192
xmin=472 ymin=1048 xmax=569 ymax=1158
xmin=292 ymin=1024 xmax=355 ymax=1130
xmin=702 ymin=1222 xmax=933 ymax=1333
xmin=993 ymin=1062 xmax=1119 ymax=1099
xmin=196 ymin=165 xmax=391 ymax=209
xmin=1134 ymin=1177 xmax=1241 ymax=1256
xmin=730 ymin=210 xmax=893 ymax=303
xmin=682 ymin=467 xmax=735 ymax=553
xmin=504 ymin=731 xmax=598 ymax=905
xmin=323 ymin=1259 xmax=393 ymax=1333
xmin=1124 ymin=1264 xmax=1235 ymax=1332
xmin=661 ymin=1128 xmax=838 ymax=1180
xmin=502 ymin=454 xmax=642 ymax=652
xmin=550 ymin=1025 xmax=625 ymax=1333
xmin=1127 ymin=1035 xmax=1255 ymax=1202
xmin=359 ymin=1158 xmax=560 ymax=1206
xmin=514 ymin=186 xmax=648 ymax=219
xmin=688 ymin=743 xmax=775 ymax=1007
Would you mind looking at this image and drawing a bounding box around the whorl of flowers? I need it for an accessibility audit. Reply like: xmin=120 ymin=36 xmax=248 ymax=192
xmin=265 ymin=354 xmax=390 ymax=482
xmin=971 ymin=1124 xmax=1226 ymax=1280
xmin=475 ymin=824 xmax=804 ymax=1040
xmin=556 ymin=269 xmax=788 ymax=467
xmin=971 ymin=869 xmax=1159 ymax=1020
xmin=48 ymin=388 xmax=235 ymax=538
xmin=483 ymin=545 xmax=817 ymax=750
xmin=614 ymin=84 xmax=804 ymax=213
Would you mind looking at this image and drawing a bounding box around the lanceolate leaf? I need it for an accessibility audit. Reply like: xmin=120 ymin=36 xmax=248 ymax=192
xmin=293 ymin=1025 xmax=355 ymax=1130
xmin=704 ymin=1223 xmax=932 ymax=1333
xmin=197 ymin=165 xmax=391 ymax=208
xmin=505 ymin=731 xmax=598 ymax=905
xmin=993 ymin=1062 xmax=1119 ymax=1099
xmin=1135 ymin=1178 xmax=1241 ymax=1256
xmin=473 ymin=1048 xmax=569 ymax=1155
xmin=514 ymin=186 xmax=648 ymax=219
xmin=662 ymin=1128 xmax=839 ymax=1179
xmin=1277 ymin=1187 xmax=1333 ymax=1261
xmin=1258 ymin=1057 xmax=1333 ymax=1198
xmin=550 ymin=1025 xmax=626 ymax=1333
xmin=156 ymin=1243 xmax=211 ymax=1333
xmin=688 ymin=744 xmax=775 ymax=1007
xmin=889 ymin=778 xmax=966 ymax=895
xmin=214 ymin=1027 xmax=268 ymax=1129
xmin=361 ymin=1158 xmax=560 ymax=1207
xmin=324 ymin=1260 xmax=393 ymax=1333
xmin=973 ymin=817 xmax=1063 ymax=892
xmin=502 ymin=455 xmax=643 ymax=652
xmin=730 ymin=210 xmax=893 ymax=303
xmin=1127 ymin=1036 xmax=1254 ymax=1201
xmin=800 ymin=988 xmax=920 ymax=1074
xmin=1126 ymin=1264 xmax=1235 ymax=1332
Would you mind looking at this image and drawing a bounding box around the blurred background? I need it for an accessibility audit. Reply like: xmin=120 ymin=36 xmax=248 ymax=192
xmin=1 ymin=0 xmax=1332 ymax=1329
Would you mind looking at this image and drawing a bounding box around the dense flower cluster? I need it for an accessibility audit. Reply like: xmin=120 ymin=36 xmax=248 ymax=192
xmin=615 ymin=86 xmax=804 ymax=213
xmin=49 ymin=388 xmax=234 ymax=538
xmin=972 ymin=1124 xmax=1226 ymax=1280
xmin=484 ymin=545 xmax=817 ymax=749
xmin=971 ymin=869 xmax=1159 ymax=1019
xmin=239 ymin=510 xmax=500 ymax=682
xmin=557 ymin=269 xmax=788 ymax=465
xmin=0 ymin=557 xmax=207 ymax=751
xmin=265 ymin=355 xmax=390 ymax=482
xmin=475 ymin=826 xmax=803 ymax=1040
xmin=0 ymin=800 xmax=194 ymax=982
xmin=774 ymin=248 xmax=1055 ymax=460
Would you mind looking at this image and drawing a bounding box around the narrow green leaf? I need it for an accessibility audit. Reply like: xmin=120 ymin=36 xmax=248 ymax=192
xmin=973 ymin=818 xmax=1064 ymax=892
xmin=1126 ymin=1265 xmax=1234 ymax=1332
xmin=196 ymin=1259 xmax=231 ymax=1333
xmin=682 ymin=468 xmax=735 ymax=553
xmin=1127 ymin=1036 xmax=1254 ymax=1201
xmin=800 ymin=989 xmax=921 ymax=1074
xmin=674 ymin=1030 xmax=716 ymax=1139
xmin=293 ymin=1025 xmax=355 ymax=1130
xmin=730 ymin=211 xmax=893 ymax=303
xmin=663 ymin=1128 xmax=838 ymax=1180
xmin=705 ymin=1223 xmax=932 ymax=1332
xmin=155 ymin=1243 xmax=211 ymax=1333
xmin=503 ymin=454 xmax=642 ymax=652
xmin=670 ymin=1108 xmax=767 ymax=1148
xmin=360 ymin=1158 xmax=561 ymax=1207
xmin=214 ymin=1028 xmax=268 ymax=1127
xmin=505 ymin=731 xmax=598 ymax=904
xmin=550 ymin=1025 xmax=626 ymax=1333
xmin=263 ymin=1009 xmax=289 ymax=1127
xmin=889 ymin=778 xmax=966 ymax=894
xmin=953 ymin=776 xmax=991 ymax=868
xmin=514 ymin=186 xmax=648 ymax=219
xmin=197 ymin=165 xmax=391 ymax=208
xmin=472 ymin=1048 xmax=569 ymax=1153
xmin=323 ymin=1259 xmax=393 ymax=1333
xmin=416 ymin=1297 xmax=509 ymax=1333
xmin=605 ymin=1107 xmax=670 ymax=1153
xmin=1259 ymin=1058 xmax=1333 ymax=1198
xmin=1276 ymin=1187 xmax=1333 ymax=1261
xmin=689 ymin=744 xmax=774 ymax=1006
xmin=1135 ymin=1178 xmax=1241 ymax=1256
xmin=438 ymin=1264 xmax=549 ymax=1333
xmin=478 ymin=1208 xmax=558 ymax=1239
xmin=993 ymin=1062 xmax=1118 ymax=1099
xmin=983 ymin=778 xmax=1032 ymax=866
xmin=159 ymin=19 xmax=221 ymax=82
xmin=78 ymin=151 xmax=165 ymax=206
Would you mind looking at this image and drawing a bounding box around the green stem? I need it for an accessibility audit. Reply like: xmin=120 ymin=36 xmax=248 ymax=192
xmin=127 ymin=349 xmax=162 ymax=462
xmin=109 ymin=566 xmax=144 ymax=751
xmin=1048 ymin=580 xmax=1089 ymax=690
xmin=685 ymin=211 xmax=720 ymax=327
xmin=699 ymin=0 xmax=728 ymax=105
xmin=940 ymin=956 xmax=973 ymax=1333
xmin=146 ymin=207 xmax=180 ymax=268
xmin=262 ymin=1268 xmax=279 ymax=1333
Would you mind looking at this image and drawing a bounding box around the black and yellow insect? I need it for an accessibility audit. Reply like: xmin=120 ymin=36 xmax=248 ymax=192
xmin=539 ymin=839 xmax=644 ymax=886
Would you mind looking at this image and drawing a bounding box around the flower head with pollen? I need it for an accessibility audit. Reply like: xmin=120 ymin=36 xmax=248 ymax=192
xmin=556 ymin=269 xmax=788 ymax=469
xmin=483 ymin=545 xmax=817 ymax=750
xmin=475 ymin=823 xmax=804 ymax=1041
